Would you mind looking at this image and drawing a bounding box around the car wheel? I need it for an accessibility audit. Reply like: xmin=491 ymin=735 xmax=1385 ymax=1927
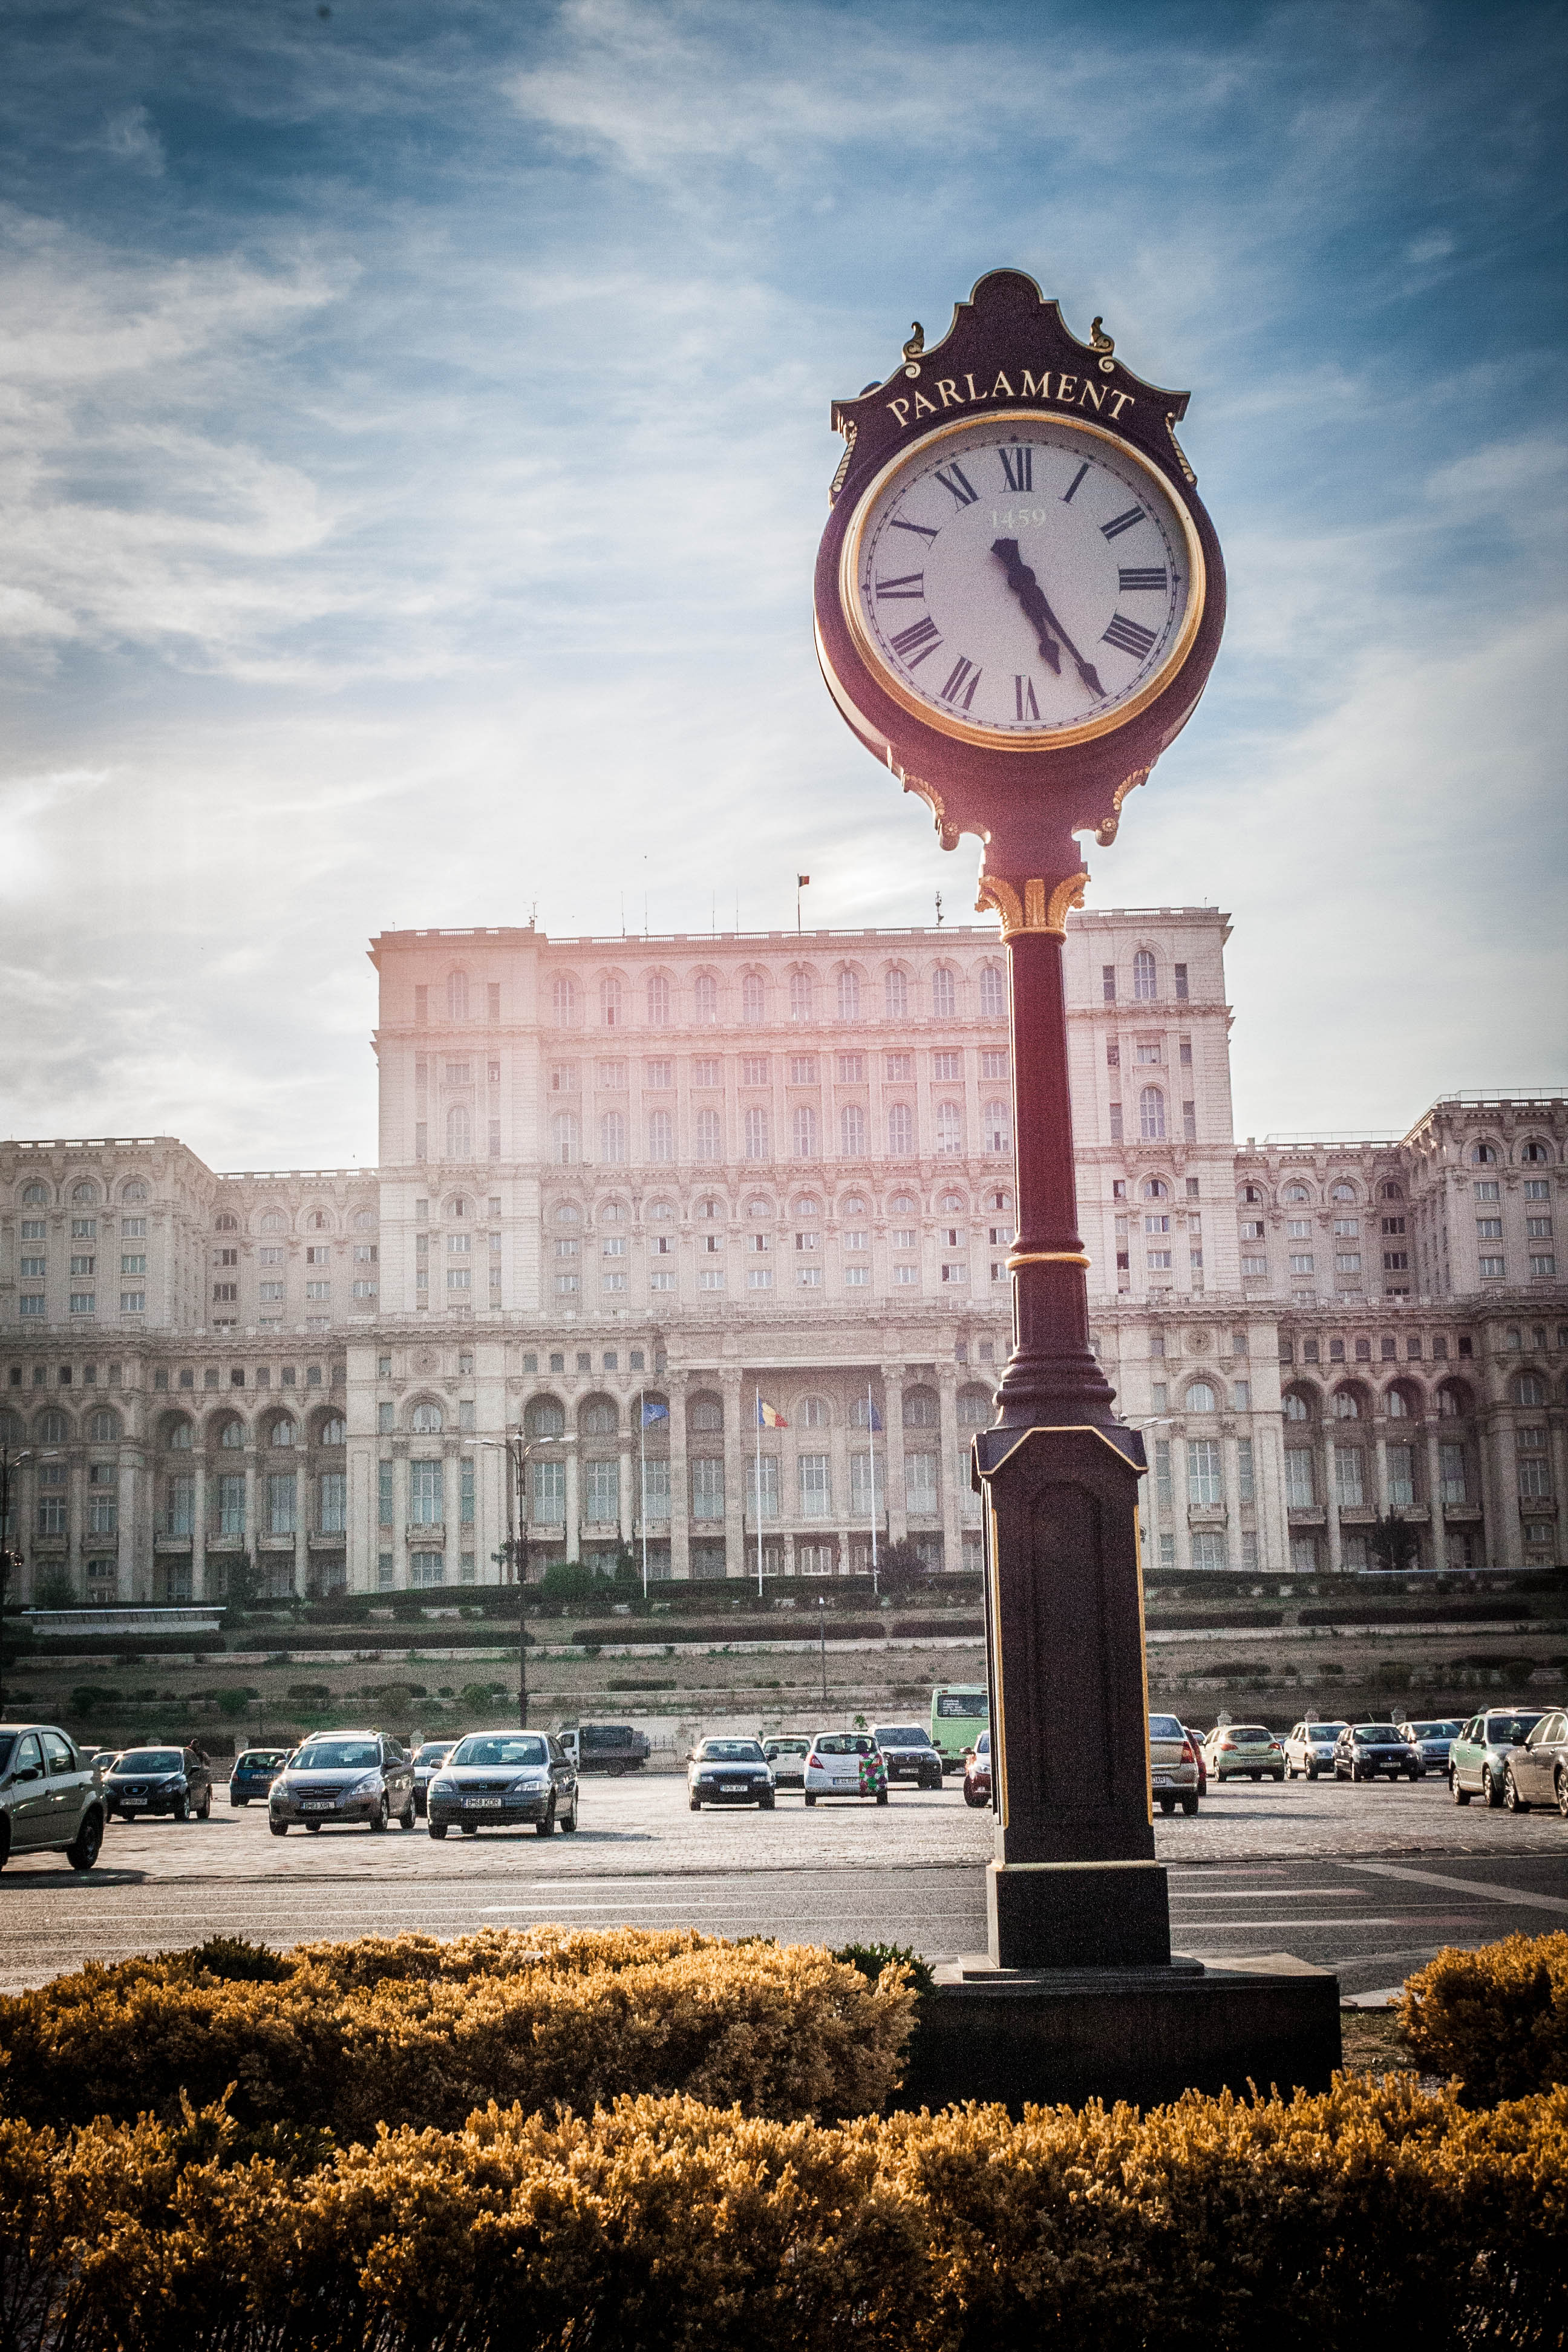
xmin=1483 ymin=1767 xmax=1503 ymax=1809
xmin=197 ymin=1791 xmax=212 ymax=1820
xmin=1181 ymin=1794 xmax=1200 ymax=1818
xmin=1503 ymin=1768 xmax=1527 ymax=1815
xmin=1307 ymin=1766 xmax=1319 ymax=1781
xmin=399 ymin=1803 xmax=416 ymax=1830
xmin=760 ymin=1792 xmax=775 ymax=1811
xmin=172 ymin=1795 xmax=188 ymax=1821
xmin=306 ymin=1821 xmax=321 ymax=1835
xmin=561 ymin=1795 xmax=578 ymax=1832
xmin=1557 ymin=1770 xmax=1568 ymax=1822
xmin=875 ymin=1789 xmax=889 ymax=1806
xmin=689 ymin=1796 xmax=701 ymax=1811
xmin=1350 ymin=1764 xmax=1362 ymax=1784
xmin=1406 ymin=1768 xmax=1419 ymax=1783
xmin=1451 ymin=1769 xmax=1470 ymax=1806
xmin=462 ymin=1822 xmax=479 ymax=1836
xmin=803 ymin=1793 xmax=815 ymax=1807
xmin=428 ymin=1823 xmax=448 ymax=1839
xmin=270 ymin=1821 xmax=289 ymax=1837
xmin=1249 ymin=1771 xmax=1261 ymax=1783
xmin=370 ymin=1795 xmax=389 ymax=1833
xmin=536 ymin=1800 xmax=556 ymax=1838
xmin=0 ymin=1819 xmax=9 ymax=1872
xmin=66 ymin=1811 xmax=103 ymax=1872
xmin=1159 ymin=1797 xmax=1175 ymax=1816
xmin=1272 ymin=1772 xmax=1284 ymax=1783
xmin=232 ymin=1796 xmax=247 ymax=1808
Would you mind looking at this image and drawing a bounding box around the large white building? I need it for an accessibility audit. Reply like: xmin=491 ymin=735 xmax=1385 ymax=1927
xmin=2 ymin=910 xmax=1563 ymax=1604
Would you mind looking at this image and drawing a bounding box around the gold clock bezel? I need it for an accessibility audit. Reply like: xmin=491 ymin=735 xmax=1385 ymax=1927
xmin=837 ymin=408 xmax=1207 ymax=753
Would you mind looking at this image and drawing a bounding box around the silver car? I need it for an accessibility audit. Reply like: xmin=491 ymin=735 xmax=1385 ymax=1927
xmin=0 ymin=1723 xmax=105 ymax=1872
xmin=1399 ymin=1718 xmax=1463 ymax=1777
xmin=1449 ymin=1708 xmax=1545 ymax=1808
xmin=427 ymin=1729 xmax=577 ymax=1837
xmin=268 ymin=1730 xmax=417 ymax=1835
xmin=1283 ymin=1721 xmax=1349 ymax=1781
xmin=1149 ymin=1713 xmax=1200 ymax=1816
xmin=1502 ymin=1710 xmax=1568 ymax=1817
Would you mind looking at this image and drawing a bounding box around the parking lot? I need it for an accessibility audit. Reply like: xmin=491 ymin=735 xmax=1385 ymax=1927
xmin=2 ymin=1763 xmax=1563 ymax=1998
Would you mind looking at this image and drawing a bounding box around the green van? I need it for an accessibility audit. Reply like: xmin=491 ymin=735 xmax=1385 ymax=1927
xmin=930 ymin=1684 xmax=989 ymax=1772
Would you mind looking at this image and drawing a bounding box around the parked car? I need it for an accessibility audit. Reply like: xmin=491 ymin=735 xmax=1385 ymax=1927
xmin=410 ymin=1740 xmax=456 ymax=1817
xmin=428 ymin=1729 xmax=577 ymax=1837
xmin=268 ymin=1731 xmax=415 ymax=1835
xmin=1149 ymin=1713 xmax=1201 ymax=1816
xmin=870 ymin=1724 xmax=945 ymax=1789
xmin=1501 ymin=1710 xmax=1568 ymax=1816
xmin=1332 ymin=1723 xmax=1419 ymax=1783
xmin=1399 ymin=1719 xmax=1463 ymax=1777
xmin=1201 ymin=1724 xmax=1284 ymax=1782
xmin=760 ymin=1736 xmax=810 ymax=1789
xmin=103 ymin=1744 xmax=213 ymax=1821
xmin=1283 ymin=1721 xmax=1349 ymax=1781
xmin=1182 ymin=1728 xmax=1208 ymax=1795
xmin=0 ymin=1725 xmax=106 ymax=1871
xmin=229 ymin=1748 xmax=290 ymax=1806
xmin=804 ymin=1731 xmax=888 ymax=1806
xmin=963 ymin=1729 xmax=991 ymax=1809
xmin=687 ymin=1737 xmax=775 ymax=1810
xmin=560 ymin=1723 xmax=650 ymax=1775
xmin=1448 ymin=1708 xmax=1546 ymax=1808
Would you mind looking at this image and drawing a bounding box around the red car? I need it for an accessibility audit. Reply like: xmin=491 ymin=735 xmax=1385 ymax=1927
xmin=963 ymin=1730 xmax=991 ymax=1809
xmin=1183 ymin=1728 xmax=1209 ymax=1795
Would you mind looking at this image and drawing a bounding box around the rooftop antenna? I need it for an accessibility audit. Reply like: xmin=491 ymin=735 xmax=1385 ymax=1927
xmin=711 ymin=890 xmax=716 ymax=936
xmin=620 ymin=892 xmax=626 ymax=937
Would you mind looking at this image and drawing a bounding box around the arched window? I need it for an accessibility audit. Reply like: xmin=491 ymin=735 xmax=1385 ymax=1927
xmin=646 ymin=974 xmax=670 ymax=1026
xmin=957 ymin=1385 xmax=991 ymax=1426
xmin=647 ymin=1110 xmax=674 ymax=1165
xmin=1132 ymin=949 xmax=1157 ymax=1001
xmin=742 ymin=972 xmax=765 ymax=1024
xmin=1520 ymin=1138 xmax=1550 ymax=1164
xmin=884 ymin=967 xmax=908 ymax=1019
xmin=1333 ymin=1390 xmax=1361 ymax=1419
xmin=600 ymin=976 xmax=622 ymax=1028
xmin=794 ymin=1195 xmax=819 ymax=1217
xmin=526 ymin=1395 xmax=566 ymax=1439
xmin=1240 ymin=1184 xmax=1263 ymax=1204
xmin=411 ymin=1402 xmax=443 ymax=1434
xmin=931 ymin=966 xmax=956 ymax=1017
xmin=799 ymin=1395 xmax=829 ymax=1428
xmin=789 ymin=970 xmax=812 ymax=1021
xmin=1514 ymin=1371 xmax=1548 ymax=1407
xmin=71 ymin=1180 xmax=98 ymax=1205
xmin=1284 ymin=1182 xmax=1310 ymax=1203
xmin=1471 ymin=1142 xmax=1497 ymax=1165
xmin=552 ymin=1112 xmax=580 ymax=1165
xmin=219 ymin=1417 xmax=245 ymax=1448
xmin=1437 ymin=1382 xmax=1469 ymax=1419
xmin=580 ymin=1396 xmax=618 ymax=1436
xmin=1185 ymin=1381 xmax=1217 ymax=1413
xmin=1331 ymin=1182 xmax=1357 ymax=1202
xmin=446 ymin=1105 xmax=471 ymax=1160
xmin=693 ymin=972 xmax=718 ymax=1024
xmin=1143 ymin=1178 xmax=1170 ymax=1201
xmin=600 ymin=1111 xmax=627 ymax=1164
xmin=1385 ymin=1386 xmax=1410 ymax=1418
xmin=214 ymin=1212 xmax=238 ymax=1232
xmin=354 ymin=1209 xmax=374 ymax=1229
xmin=984 ymin=1100 xmax=1011 ymax=1153
xmin=887 ymin=1103 xmax=914 ymax=1157
xmin=840 ymin=1103 xmax=866 ymax=1157
xmin=269 ymin=1416 xmax=296 ymax=1448
xmin=1282 ymin=1390 xmax=1312 ymax=1422
xmin=40 ymin=1409 xmax=71 ymax=1444
xmin=903 ymin=1385 xmax=939 ymax=1428
xmin=554 ymin=1202 xmax=580 ymax=1224
xmin=447 ymin=970 xmax=469 ymax=1022
xmin=979 ymin=964 xmax=1005 ymax=1018
xmin=1138 ymin=1086 xmax=1166 ymax=1142
xmin=21 ymin=1181 xmax=48 ymax=1204
xmin=694 ymin=1107 xmax=722 ymax=1162
xmin=837 ymin=968 xmax=860 ymax=1019
xmin=793 ymin=1105 xmax=819 ymax=1158
xmin=744 ymin=1107 xmax=769 ymax=1160
xmin=306 ymin=1207 xmax=330 ymax=1230
xmin=689 ymin=1394 xmax=724 ymax=1434
xmin=319 ymin=1416 xmax=346 ymax=1446
xmin=88 ymin=1408 xmax=120 ymax=1442
xmin=552 ymin=975 xmax=578 ymax=1027
xmin=121 ymin=1179 xmax=148 ymax=1203
xmin=935 ymin=1102 xmax=963 ymax=1155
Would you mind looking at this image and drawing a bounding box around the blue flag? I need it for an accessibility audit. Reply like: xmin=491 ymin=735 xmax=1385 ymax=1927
xmin=865 ymin=1404 xmax=883 ymax=1431
xmin=640 ymin=1399 xmax=669 ymax=1427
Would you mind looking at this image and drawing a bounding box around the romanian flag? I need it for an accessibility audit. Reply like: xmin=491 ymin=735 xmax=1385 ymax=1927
xmin=756 ymin=1398 xmax=788 ymax=1428
xmin=797 ymin=874 xmax=809 ymax=889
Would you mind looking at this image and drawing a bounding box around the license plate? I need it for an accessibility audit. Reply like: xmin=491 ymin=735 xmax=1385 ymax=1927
xmin=462 ymin=1797 xmax=503 ymax=1808
xmin=1152 ymin=1774 xmax=1174 ymax=1787
xmin=302 ymin=1799 xmax=334 ymax=1811
xmin=122 ymin=1796 xmax=146 ymax=1807
xmin=721 ymin=1783 xmax=748 ymax=1794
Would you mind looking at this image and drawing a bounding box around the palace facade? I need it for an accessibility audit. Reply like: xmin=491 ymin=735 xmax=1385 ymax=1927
xmin=2 ymin=910 xmax=1563 ymax=1602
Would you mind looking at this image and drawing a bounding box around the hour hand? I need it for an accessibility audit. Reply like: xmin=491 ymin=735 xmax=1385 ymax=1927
xmin=991 ymin=538 xmax=1105 ymax=699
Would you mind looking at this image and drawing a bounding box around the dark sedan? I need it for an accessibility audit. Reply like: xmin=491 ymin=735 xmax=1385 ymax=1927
xmin=268 ymin=1731 xmax=416 ymax=1835
xmin=229 ymin=1748 xmax=290 ymax=1806
xmin=411 ymin=1740 xmax=456 ymax=1817
xmin=427 ymin=1730 xmax=577 ymax=1837
xmin=1333 ymin=1723 xmax=1419 ymax=1782
xmin=688 ymin=1737 xmax=775 ymax=1809
xmin=103 ymin=1745 xmax=213 ymax=1821
xmin=963 ymin=1730 xmax=992 ymax=1809
xmin=871 ymin=1725 xmax=945 ymax=1789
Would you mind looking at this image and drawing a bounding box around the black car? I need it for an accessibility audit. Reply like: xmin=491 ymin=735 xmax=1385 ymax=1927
xmin=1333 ymin=1723 xmax=1420 ymax=1783
xmin=410 ymin=1740 xmax=456 ymax=1817
xmin=870 ymin=1724 xmax=946 ymax=1788
xmin=103 ymin=1745 xmax=214 ymax=1821
xmin=267 ymin=1730 xmax=416 ymax=1834
xmin=687 ymin=1737 xmax=775 ymax=1809
xmin=426 ymin=1729 xmax=578 ymax=1837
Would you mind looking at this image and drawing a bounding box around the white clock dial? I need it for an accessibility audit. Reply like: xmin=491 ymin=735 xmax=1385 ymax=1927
xmin=841 ymin=411 xmax=1204 ymax=748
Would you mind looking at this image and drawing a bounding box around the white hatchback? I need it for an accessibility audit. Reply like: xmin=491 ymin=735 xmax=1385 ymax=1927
xmin=1282 ymin=1720 xmax=1348 ymax=1780
xmin=803 ymin=1731 xmax=888 ymax=1806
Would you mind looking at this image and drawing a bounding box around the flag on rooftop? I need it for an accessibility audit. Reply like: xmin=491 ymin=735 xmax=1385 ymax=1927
xmin=639 ymin=1399 xmax=669 ymax=1426
xmin=797 ymin=874 xmax=809 ymax=887
xmin=756 ymin=1398 xmax=788 ymax=1428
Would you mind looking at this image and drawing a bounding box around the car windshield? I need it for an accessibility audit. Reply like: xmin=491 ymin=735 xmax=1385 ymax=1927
xmin=414 ymin=1745 xmax=454 ymax=1766
xmin=1410 ymin=1722 xmax=1460 ymax=1740
xmin=116 ymin=1749 xmax=183 ymax=1772
xmin=1227 ymin=1727 xmax=1270 ymax=1742
xmin=292 ymin=1741 xmax=379 ymax=1771
xmin=237 ymin=1751 xmax=286 ymax=1768
xmin=1305 ymin=1725 xmax=1346 ymax=1739
xmin=698 ymin=1740 xmax=764 ymax=1762
xmin=1486 ymin=1716 xmax=1543 ymax=1746
xmin=0 ymin=1735 xmax=13 ymax=1772
xmin=874 ymin=1728 xmax=927 ymax=1747
xmin=451 ymin=1735 xmax=549 ymax=1768
xmin=975 ymin=1731 xmax=990 ymax=1755
xmin=815 ymin=1733 xmax=872 ymax=1756
xmin=764 ymin=1740 xmax=808 ymax=1756
xmin=1354 ymin=1727 xmax=1400 ymax=1742
xmin=1149 ymin=1716 xmax=1185 ymax=1740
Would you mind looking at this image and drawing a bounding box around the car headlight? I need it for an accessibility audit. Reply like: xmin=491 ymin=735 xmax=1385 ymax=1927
xmin=509 ymin=1772 xmax=551 ymax=1792
xmin=350 ymin=1771 xmax=383 ymax=1795
xmin=430 ymin=1777 xmax=456 ymax=1796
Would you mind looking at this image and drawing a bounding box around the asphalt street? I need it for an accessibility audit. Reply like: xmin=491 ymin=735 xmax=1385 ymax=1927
xmin=2 ymin=1772 xmax=1563 ymax=1999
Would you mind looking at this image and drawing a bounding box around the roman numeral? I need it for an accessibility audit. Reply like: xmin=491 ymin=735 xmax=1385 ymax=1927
xmin=889 ymin=616 xmax=942 ymax=668
xmin=1100 ymin=506 xmax=1144 ymax=540
xmin=1102 ymin=612 xmax=1158 ymax=658
xmin=997 ymin=446 xmax=1033 ymax=493
xmin=890 ymin=517 xmax=939 ymax=542
xmin=1118 ymin=566 xmax=1167 ymax=592
xmin=939 ymin=657 xmax=982 ymax=709
xmin=875 ymin=572 xmax=924 ymax=600
xmin=1014 ymin=675 xmax=1040 ymax=722
xmin=933 ymin=463 xmax=979 ymax=508
xmin=1062 ymin=461 xmax=1090 ymax=503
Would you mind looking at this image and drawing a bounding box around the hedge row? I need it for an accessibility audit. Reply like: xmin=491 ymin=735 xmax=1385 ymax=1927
xmin=0 ymin=1929 xmax=913 ymax=2145
xmin=1399 ymin=1931 xmax=1568 ymax=2103
xmin=2 ymin=2076 xmax=1563 ymax=2350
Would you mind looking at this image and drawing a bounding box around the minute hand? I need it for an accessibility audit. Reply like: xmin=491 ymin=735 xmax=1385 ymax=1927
xmin=991 ymin=538 xmax=1105 ymax=700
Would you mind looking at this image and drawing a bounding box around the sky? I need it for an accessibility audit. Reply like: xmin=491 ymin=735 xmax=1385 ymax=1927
xmin=2 ymin=0 xmax=1564 ymax=1171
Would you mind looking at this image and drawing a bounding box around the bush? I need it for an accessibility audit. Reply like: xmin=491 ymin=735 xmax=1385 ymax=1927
xmin=214 ymin=1689 xmax=251 ymax=1720
xmin=1399 ymin=1932 xmax=1568 ymax=2102
xmin=0 ymin=2077 xmax=1562 ymax=2351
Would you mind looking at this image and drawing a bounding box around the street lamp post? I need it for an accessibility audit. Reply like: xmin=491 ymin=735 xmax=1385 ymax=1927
xmin=485 ymin=1431 xmax=537 ymax=1730
xmin=0 ymin=1445 xmax=31 ymax=1724
xmin=817 ymin=1593 xmax=827 ymax=1711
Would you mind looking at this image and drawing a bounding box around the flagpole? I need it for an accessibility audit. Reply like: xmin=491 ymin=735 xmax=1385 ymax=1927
xmin=867 ymin=1377 xmax=879 ymax=1600
xmin=754 ymin=1383 xmax=764 ymax=1598
xmin=639 ymin=1391 xmax=648 ymax=1600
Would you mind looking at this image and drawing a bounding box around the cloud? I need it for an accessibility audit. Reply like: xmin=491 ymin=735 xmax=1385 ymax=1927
xmin=100 ymin=105 xmax=165 ymax=175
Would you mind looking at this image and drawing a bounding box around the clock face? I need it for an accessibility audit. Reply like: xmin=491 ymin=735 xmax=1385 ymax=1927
xmin=840 ymin=411 xmax=1204 ymax=749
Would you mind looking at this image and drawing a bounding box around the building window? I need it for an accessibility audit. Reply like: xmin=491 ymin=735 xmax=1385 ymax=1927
xmin=1334 ymin=1448 xmax=1365 ymax=1507
xmin=1174 ymin=962 xmax=1189 ymax=1001
xmin=319 ymin=1472 xmax=346 ymax=1535
xmin=1440 ymin=1443 xmax=1468 ymax=1505
xmin=936 ymin=1102 xmax=963 ymax=1155
xmin=789 ymin=971 xmax=812 ymax=1020
xmin=600 ymin=1111 xmax=627 ymax=1164
xmin=586 ymin=1457 xmax=619 ymax=1523
xmin=1133 ymin=949 xmax=1157 ymax=1001
xmin=930 ymin=966 xmax=956 ymax=1018
xmin=601 ymin=976 xmax=622 ymax=1028
xmin=694 ymin=973 xmax=718 ymax=1023
xmin=837 ymin=968 xmax=860 ymax=1019
xmin=979 ymin=963 xmax=1005 ymax=1018
xmin=1236 ymin=1438 xmax=1255 ymax=1504
xmin=266 ymin=1472 xmax=296 ymax=1535
xmin=745 ymin=1106 xmax=769 ymax=1160
xmin=410 ymin=1460 xmax=443 ymax=1524
xmin=1138 ymin=1086 xmax=1166 ymax=1142
xmin=840 ymin=1103 xmax=866 ymax=1157
xmin=1102 ymin=964 xmax=1116 ymax=1004
xmin=1285 ymin=1449 xmax=1315 ymax=1508
xmin=884 ymin=968 xmax=908 ymax=1019
xmin=691 ymin=1457 xmax=725 ymax=1519
xmin=647 ymin=1109 xmax=674 ymax=1164
xmin=446 ymin=970 xmax=468 ymax=1021
xmin=1186 ymin=1439 xmax=1221 ymax=1507
xmin=742 ymin=972 xmax=765 ymax=1023
xmin=532 ymin=1458 xmax=566 ymax=1524
xmin=799 ymin=1452 xmax=832 ymax=1517
xmin=904 ymin=1451 xmax=939 ymax=1514
xmin=1190 ymin=1529 xmax=1226 ymax=1570
xmin=887 ymin=1103 xmax=914 ymax=1157
xmin=1182 ymin=1101 xmax=1197 ymax=1142
xmin=646 ymin=973 xmax=671 ymax=1026
xmin=792 ymin=1104 xmax=819 ymax=1158
xmin=984 ymin=1101 xmax=1011 ymax=1153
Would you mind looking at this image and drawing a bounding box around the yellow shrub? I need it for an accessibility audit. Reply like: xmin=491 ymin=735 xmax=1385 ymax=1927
xmin=1399 ymin=1932 xmax=1568 ymax=2102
